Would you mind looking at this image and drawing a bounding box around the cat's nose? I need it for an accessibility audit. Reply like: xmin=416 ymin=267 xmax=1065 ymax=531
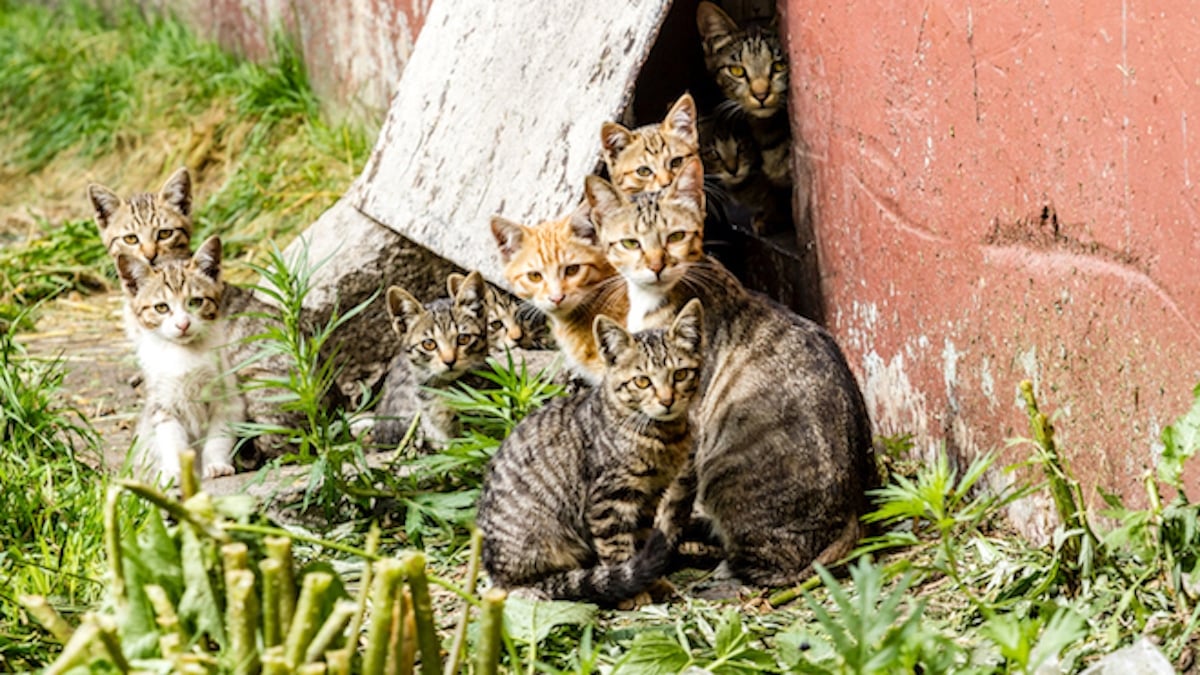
xmin=657 ymin=389 xmax=675 ymax=410
xmin=750 ymin=82 xmax=771 ymax=103
xmin=175 ymin=317 xmax=190 ymax=334
xmin=507 ymin=325 xmax=523 ymax=341
xmin=646 ymin=254 xmax=665 ymax=275
xmin=550 ymin=293 xmax=565 ymax=306
xmin=441 ymin=352 xmax=457 ymax=368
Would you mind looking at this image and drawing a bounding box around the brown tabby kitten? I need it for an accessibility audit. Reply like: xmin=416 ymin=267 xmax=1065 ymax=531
xmin=372 ymin=271 xmax=490 ymax=447
xmin=699 ymin=110 xmax=787 ymax=234
xmin=601 ymin=93 xmax=699 ymax=193
xmin=491 ymin=209 xmax=627 ymax=383
xmin=117 ymin=236 xmax=243 ymax=484
xmin=476 ymin=299 xmax=705 ymax=604
xmin=696 ymin=1 xmax=791 ymax=188
xmin=587 ymin=158 xmax=874 ymax=588
xmin=446 ymin=273 xmax=551 ymax=352
xmin=88 ymin=167 xmax=194 ymax=265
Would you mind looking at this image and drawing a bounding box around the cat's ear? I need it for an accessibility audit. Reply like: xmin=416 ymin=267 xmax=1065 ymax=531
xmin=600 ymin=122 xmax=634 ymax=163
xmin=115 ymin=253 xmax=152 ymax=297
xmin=159 ymin=167 xmax=192 ymax=217
xmin=191 ymin=236 xmax=222 ymax=282
xmin=593 ymin=314 xmax=634 ymax=367
xmin=386 ymin=285 xmax=425 ymax=336
xmin=446 ymin=272 xmax=466 ymax=296
xmin=696 ymin=1 xmax=738 ymax=54
xmin=567 ymin=205 xmax=599 ymax=245
xmin=584 ymin=175 xmax=627 ymax=228
xmin=667 ymin=157 xmax=706 ymax=214
xmin=454 ymin=270 xmax=487 ymax=319
xmin=661 ymin=93 xmax=698 ymax=147
xmin=490 ymin=216 xmax=525 ymax=262
xmin=668 ymin=298 xmax=705 ymax=354
xmin=87 ymin=183 xmax=122 ymax=232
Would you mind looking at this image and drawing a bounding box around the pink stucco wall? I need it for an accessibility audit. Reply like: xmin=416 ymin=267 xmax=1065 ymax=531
xmin=784 ymin=1 xmax=1200 ymax=525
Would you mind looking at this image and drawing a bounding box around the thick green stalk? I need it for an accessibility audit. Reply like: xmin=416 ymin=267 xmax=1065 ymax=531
xmin=444 ymin=530 xmax=484 ymax=675
xmin=305 ymin=600 xmax=357 ymax=664
xmin=285 ymin=571 xmax=334 ymax=668
xmin=362 ymin=559 xmax=405 ymax=675
xmin=392 ymin=588 xmax=416 ymax=675
xmin=267 ymin=535 xmax=299 ymax=638
xmin=325 ymin=648 xmax=352 ymax=675
xmin=18 ymin=594 xmax=74 ymax=643
xmin=345 ymin=523 xmax=381 ymax=653
xmin=104 ymin=486 xmax=125 ymax=610
xmin=180 ymin=450 xmax=199 ymax=501
xmin=261 ymin=558 xmax=283 ymax=648
xmin=96 ymin=615 xmax=132 ymax=673
xmin=144 ymin=584 xmax=185 ymax=657
xmin=226 ymin=569 xmax=260 ymax=675
xmin=403 ymin=552 xmax=443 ymax=675
xmin=44 ymin=621 xmax=100 ymax=675
xmin=261 ymin=646 xmax=289 ymax=675
xmin=475 ymin=588 xmax=507 ymax=675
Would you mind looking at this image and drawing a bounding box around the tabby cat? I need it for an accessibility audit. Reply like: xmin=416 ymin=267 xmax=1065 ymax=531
xmin=446 ymin=272 xmax=551 ymax=352
xmin=117 ymin=235 xmax=243 ymax=484
xmin=586 ymin=158 xmax=874 ymax=587
xmin=490 ymin=209 xmax=627 ymax=383
xmin=476 ymin=299 xmax=705 ymax=604
xmin=372 ymin=270 xmax=490 ymax=447
xmin=88 ymin=167 xmax=194 ymax=265
xmin=696 ymin=1 xmax=791 ymax=189
xmin=601 ymin=93 xmax=699 ymax=194
xmin=699 ymin=109 xmax=787 ymax=234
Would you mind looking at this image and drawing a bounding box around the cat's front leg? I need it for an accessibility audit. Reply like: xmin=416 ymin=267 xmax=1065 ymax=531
xmin=201 ymin=387 xmax=243 ymax=479
xmin=587 ymin=479 xmax=645 ymax=565
xmin=654 ymin=461 xmax=698 ymax=549
xmin=149 ymin=418 xmax=190 ymax=485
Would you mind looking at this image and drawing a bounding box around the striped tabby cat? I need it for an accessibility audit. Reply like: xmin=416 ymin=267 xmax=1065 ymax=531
xmin=446 ymin=272 xmax=551 ymax=352
xmin=699 ymin=109 xmax=787 ymax=234
xmin=116 ymin=236 xmax=243 ymax=484
xmin=696 ymin=1 xmax=791 ymax=189
xmin=88 ymin=167 xmax=194 ymax=265
xmin=491 ymin=209 xmax=627 ymax=383
xmin=586 ymin=158 xmax=874 ymax=587
xmin=476 ymin=299 xmax=705 ymax=604
xmin=372 ymin=271 xmax=490 ymax=447
xmin=601 ymin=93 xmax=699 ymax=193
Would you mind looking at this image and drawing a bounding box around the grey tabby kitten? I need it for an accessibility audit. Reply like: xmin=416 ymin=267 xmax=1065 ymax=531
xmin=699 ymin=109 xmax=788 ymax=235
xmin=372 ymin=271 xmax=490 ymax=447
xmin=88 ymin=167 xmax=194 ymax=266
xmin=587 ymin=160 xmax=874 ymax=588
xmin=476 ymin=299 xmax=704 ymax=604
xmin=116 ymin=236 xmax=244 ymax=484
xmin=696 ymin=1 xmax=791 ymax=189
xmin=446 ymin=272 xmax=552 ymax=352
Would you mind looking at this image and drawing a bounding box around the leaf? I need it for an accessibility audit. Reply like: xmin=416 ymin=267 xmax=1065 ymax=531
xmin=713 ymin=610 xmax=746 ymax=658
xmin=1028 ymin=607 xmax=1087 ymax=672
xmin=614 ymin=630 xmax=692 ymax=675
xmin=175 ymin=524 xmax=226 ymax=649
xmin=502 ymin=596 xmax=597 ymax=646
xmin=1160 ymin=383 xmax=1200 ymax=491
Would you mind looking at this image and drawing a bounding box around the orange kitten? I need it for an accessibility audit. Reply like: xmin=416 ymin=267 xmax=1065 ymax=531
xmin=490 ymin=208 xmax=628 ymax=383
xmin=600 ymin=93 xmax=699 ymax=194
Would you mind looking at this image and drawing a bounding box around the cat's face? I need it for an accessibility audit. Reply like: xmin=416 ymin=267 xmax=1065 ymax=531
xmin=118 ymin=235 xmax=223 ymax=344
xmin=448 ymin=273 xmax=527 ymax=352
xmin=700 ymin=113 xmax=756 ymax=187
xmin=696 ymin=2 xmax=788 ymax=119
xmin=601 ymin=93 xmax=700 ymax=194
xmin=388 ymin=271 xmax=489 ymax=380
xmin=594 ymin=298 xmax=704 ymax=421
xmin=491 ymin=210 xmax=617 ymax=317
xmin=89 ymin=167 xmax=194 ymax=266
xmin=586 ymin=158 xmax=706 ymax=295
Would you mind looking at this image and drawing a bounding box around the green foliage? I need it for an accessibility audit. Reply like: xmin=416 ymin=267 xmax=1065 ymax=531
xmin=1159 ymin=382 xmax=1200 ymax=493
xmin=440 ymin=351 xmax=567 ymax=441
xmin=0 ymin=218 xmax=111 ymax=327
xmin=615 ymin=608 xmax=778 ymax=674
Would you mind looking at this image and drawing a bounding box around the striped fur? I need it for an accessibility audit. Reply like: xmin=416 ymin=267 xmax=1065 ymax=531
xmin=696 ymin=2 xmax=792 ymax=188
xmin=699 ymin=109 xmax=788 ymax=234
xmin=601 ymin=93 xmax=699 ymax=194
xmin=476 ymin=301 xmax=705 ymax=604
xmin=88 ymin=167 xmax=194 ymax=266
xmin=373 ymin=271 xmax=490 ymax=447
xmin=446 ymin=272 xmax=552 ymax=352
xmin=118 ymin=236 xmax=243 ymax=484
xmin=588 ymin=160 xmax=874 ymax=588
xmin=491 ymin=209 xmax=628 ymax=383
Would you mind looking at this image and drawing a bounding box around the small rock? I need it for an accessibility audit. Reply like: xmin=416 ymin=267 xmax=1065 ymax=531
xmin=1080 ymin=637 xmax=1176 ymax=675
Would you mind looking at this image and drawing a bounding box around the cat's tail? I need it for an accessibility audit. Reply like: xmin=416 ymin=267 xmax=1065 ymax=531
xmin=532 ymin=530 xmax=671 ymax=606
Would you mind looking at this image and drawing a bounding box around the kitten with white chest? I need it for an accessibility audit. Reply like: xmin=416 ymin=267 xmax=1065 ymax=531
xmin=117 ymin=236 xmax=243 ymax=484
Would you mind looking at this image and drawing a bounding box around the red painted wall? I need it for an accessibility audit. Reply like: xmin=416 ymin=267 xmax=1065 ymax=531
xmin=784 ymin=1 xmax=1200 ymax=532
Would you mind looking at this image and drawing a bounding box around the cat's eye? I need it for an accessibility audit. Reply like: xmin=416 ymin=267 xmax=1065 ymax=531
xmin=673 ymin=368 xmax=694 ymax=382
xmin=456 ymin=334 xmax=474 ymax=346
xmin=123 ymin=234 xmax=139 ymax=245
xmin=666 ymin=231 xmax=687 ymax=244
xmin=563 ymin=264 xmax=581 ymax=277
xmin=421 ymin=338 xmax=437 ymax=351
xmin=772 ymin=61 xmax=787 ymax=73
xmin=669 ymin=156 xmax=685 ymax=169
xmin=153 ymin=303 xmax=170 ymax=314
xmin=620 ymin=239 xmax=640 ymax=250
xmin=186 ymin=297 xmax=204 ymax=310
xmin=727 ymin=65 xmax=746 ymax=78
xmin=636 ymin=166 xmax=653 ymax=177
xmin=633 ymin=376 xmax=651 ymax=389
xmin=527 ymin=271 xmax=543 ymax=282
xmin=156 ymin=229 xmax=174 ymax=241
xmin=489 ymin=320 xmax=504 ymax=331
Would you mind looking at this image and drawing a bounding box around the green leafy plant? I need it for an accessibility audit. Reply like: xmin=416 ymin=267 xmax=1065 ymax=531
xmin=0 ymin=218 xmax=111 ymax=327
xmin=615 ymin=608 xmax=778 ymax=674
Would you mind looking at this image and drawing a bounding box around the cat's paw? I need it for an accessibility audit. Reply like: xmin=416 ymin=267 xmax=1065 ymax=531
xmin=203 ymin=461 xmax=235 ymax=479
